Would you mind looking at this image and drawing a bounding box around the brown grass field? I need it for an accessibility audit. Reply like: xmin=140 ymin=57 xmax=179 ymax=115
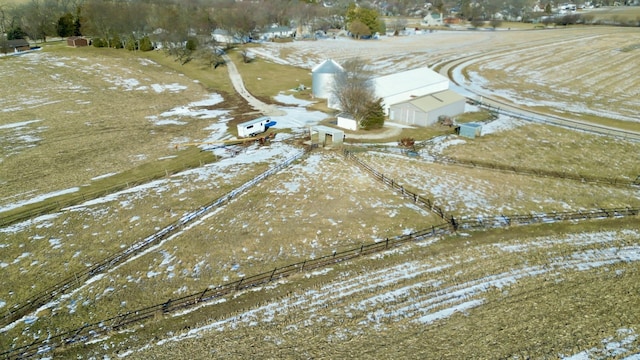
xmin=1 ymin=24 xmax=640 ymax=359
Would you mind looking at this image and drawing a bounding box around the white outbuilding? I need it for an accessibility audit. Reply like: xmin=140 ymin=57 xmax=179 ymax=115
xmin=373 ymin=67 xmax=450 ymax=115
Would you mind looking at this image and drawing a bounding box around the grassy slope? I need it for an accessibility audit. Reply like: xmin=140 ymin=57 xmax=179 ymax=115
xmin=90 ymin=218 xmax=640 ymax=359
xmin=2 ymin=28 xmax=640 ymax=358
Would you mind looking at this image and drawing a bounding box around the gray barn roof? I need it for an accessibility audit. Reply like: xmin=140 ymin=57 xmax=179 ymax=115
xmin=394 ymin=89 xmax=465 ymax=111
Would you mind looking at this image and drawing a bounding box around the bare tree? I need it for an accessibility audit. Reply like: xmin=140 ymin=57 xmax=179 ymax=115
xmin=15 ymin=0 xmax=57 ymax=42
xmin=0 ymin=4 xmax=9 ymax=35
xmin=389 ymin=17 xmax=407 ymax=35
xmin=331 ymin=58 xmax=379 ymax=127
xmin=348 ymin=19 xmax=370 ymax=39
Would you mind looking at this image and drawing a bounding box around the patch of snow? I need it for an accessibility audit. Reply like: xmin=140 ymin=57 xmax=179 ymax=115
xmin=0 ymin=187 xmax=79 ymax=214
xmin=0 ymin=120 xmax=42 ymax=129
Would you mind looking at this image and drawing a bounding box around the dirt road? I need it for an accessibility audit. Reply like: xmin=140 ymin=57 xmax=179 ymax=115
xmin=223 ymin=54 xmax=286 ymax=117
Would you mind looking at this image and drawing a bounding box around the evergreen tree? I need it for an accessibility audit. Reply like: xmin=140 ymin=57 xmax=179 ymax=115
xmin=345 ymin=3 xmax=382 ymax=36
xmin=360 ymin=98 xmax=385 ymax=130
xmin=7 ymin=26 xmax=27 ymax=40
xmin=125 ymin=34 xmax=137 ymax=50
xmin=57 ymin=13 xmax=75 ymax=38
xmin=139 ymin=36 xmax=153 ymax=51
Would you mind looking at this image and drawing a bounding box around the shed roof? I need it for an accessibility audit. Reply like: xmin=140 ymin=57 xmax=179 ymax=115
xmin=395 ymin=90 xmax=465 ymax=111
xmin=311 ymin=125 xmax=344 ymax=135
xmin=460 ymin=122 xmax=483 ymax=129
xmin=373 ymin=67 xmax=449 ymax=98
xmin=7 ymin=39 xmax=29 ymax=47
xmin=312 ymin=59 xmax=344 ymax=74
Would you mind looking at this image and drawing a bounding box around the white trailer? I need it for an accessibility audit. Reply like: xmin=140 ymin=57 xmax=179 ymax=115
xmin=237 ymin=116 xmax=271 ymax=138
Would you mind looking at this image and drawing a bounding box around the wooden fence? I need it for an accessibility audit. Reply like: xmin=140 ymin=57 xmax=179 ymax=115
xmin=343 ymin=149 xmax=458 ymax=229
xmin=4 ymin=200 xmax=638 ymax=358
xmin=2 ymin=149 xmax=639 ymax=358
xmin=468 ymin=98 xmax=640 ymax=143
xmin=0 ymin=149 xmax=310 ymax=330
xmin=1 ymin=225 xmax=450 ymax=359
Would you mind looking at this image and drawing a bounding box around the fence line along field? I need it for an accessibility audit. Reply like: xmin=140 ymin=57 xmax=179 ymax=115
xmin=1 ymin=25 xmax=640 ymax=358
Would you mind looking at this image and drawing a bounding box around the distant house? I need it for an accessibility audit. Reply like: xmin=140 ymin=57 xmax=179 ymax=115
xmin=389 ymin=90 xmax=466 ymax=127
xmin=67 ymin=36 xmax=88 ymax=47
xmin=6 ymin=39 xmax=30 ymax=53
xmin=532 ymin=2 xmax=546 ymax=12
xmin=422 ymin=12 xmax=444 ymax=26
xmin=257 ymin=24 xmax=295 ymax=41
xmin=212 ymin=29 xmax=244 ymax=44
xmin=444 ymin=17 xmax=462 ymax=25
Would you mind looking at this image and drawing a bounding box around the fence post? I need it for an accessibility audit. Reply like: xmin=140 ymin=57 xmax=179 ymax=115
xmin=301 ymin=260 xmax=306 ymax=271
xmin=198 ymin=288 xmax=208 ymax=302
xmin=162 ymin=299 xmax=171 ymax=313
xmin=236 ymin=278 xmax=244 ymax=290
xmin=385 ymin=238 xmax=389 ymax=248
xmin=270 ymin=267 xmax=277 ymax=281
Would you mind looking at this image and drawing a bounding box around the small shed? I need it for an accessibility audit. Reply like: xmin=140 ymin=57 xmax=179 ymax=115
xmin=310 ymin=125 xmax=344 ymax=147
xmin=67 ymin=36 xmax=88 ymax=47
xmin=336 ymin=113 xmax=357 ymax=131
xmin=457 ymin=122 xmax=483 ymax=139
xmin=237 ymin=116 xmax=271 ymax=138
xmin=6 ymin=39 xmax=30 ymax=52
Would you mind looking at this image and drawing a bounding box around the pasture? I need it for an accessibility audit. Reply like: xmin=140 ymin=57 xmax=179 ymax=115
xmin=1 ymin=26 xmax=640 ymax=358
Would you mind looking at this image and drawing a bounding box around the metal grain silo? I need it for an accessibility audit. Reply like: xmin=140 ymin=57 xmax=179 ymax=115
xmin=311 ymin=59 xmax=344 ymax=99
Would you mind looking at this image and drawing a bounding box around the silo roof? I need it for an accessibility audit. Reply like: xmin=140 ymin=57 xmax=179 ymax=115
xmin=312 ymin=59 xmax=344 ymax=74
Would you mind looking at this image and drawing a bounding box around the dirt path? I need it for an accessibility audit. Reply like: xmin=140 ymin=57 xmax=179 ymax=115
xmin=344 ymin=122 xmax=406 ymax=140
xmin=223 ymin=54 xmax=286 ymax=117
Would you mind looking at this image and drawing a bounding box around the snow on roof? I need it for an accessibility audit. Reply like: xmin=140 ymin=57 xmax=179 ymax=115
xmin=373 ymin=67 xmax=449 ymax=98
xmin=312 ymin=59 xmax=344 ymax=74
xmin=399 ymin=89 xmax=465 ymax=110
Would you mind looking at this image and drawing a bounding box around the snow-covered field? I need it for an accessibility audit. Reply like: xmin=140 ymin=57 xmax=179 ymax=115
xmin=1 ymin=28 xmax=640 ymax=358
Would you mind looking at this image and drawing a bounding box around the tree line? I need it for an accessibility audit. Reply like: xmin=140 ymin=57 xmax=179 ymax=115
xmin=0 ymin=0 xmax=398 ymax=45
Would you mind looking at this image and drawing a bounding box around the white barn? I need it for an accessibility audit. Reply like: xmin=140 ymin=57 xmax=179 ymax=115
xmin=314 ymin=65 xmax=451 ymax=115
xmin=373 ymin=67 xmax=450 ymax=115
